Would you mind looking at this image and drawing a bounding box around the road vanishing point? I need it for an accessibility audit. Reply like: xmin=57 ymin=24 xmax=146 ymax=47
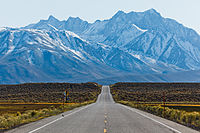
xmin=6 ymin=86 xmax=199 ymax=133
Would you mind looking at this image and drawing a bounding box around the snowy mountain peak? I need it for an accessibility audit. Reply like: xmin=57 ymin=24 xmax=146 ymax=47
xmin=1 ymin=10 xmax=200 ymax=84
xmin=145 ymin=8 xmax=160 ymax=16
xmin=115 ymin=10 xmax=125 ymax=15
xmin=113 ymin=10 xmax=126 ymax=18
xmin=48 ymin=15 xmax=59 ymax=22
xmin=67 ymin=16 xmax=84 ymax=23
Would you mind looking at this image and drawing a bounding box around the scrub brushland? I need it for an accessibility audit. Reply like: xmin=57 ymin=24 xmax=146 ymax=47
xmin=110 ymin=83 xmax=200 ymax=131
xmin=0 ymin=82 xmax=101 ymax=130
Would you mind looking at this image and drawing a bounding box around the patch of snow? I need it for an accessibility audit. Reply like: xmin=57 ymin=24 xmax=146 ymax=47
xmin=66 ymin=31 xmax=81 ymax=39
xmin=146 ymin=57 xmax=156 ymax=64
xmin=151 ymin=68 xmax=160 ymax=73
xmin=28 ymin=57 xmax=32 ymax=64
xmin=131 ymin=54 xmax=141 ymax=60
xmin=8 ymin=39 xmax=13 ymax=42
xmin=47 ymin=24 xmax=58 ymax=31
xmin=132 ymin=24 xmax=148 ymax=32
xmin=35 ymin=37 xmax=43 ymax=44
xmin=98 ymin=43 xmax=111 ymax=49
xmin=27 ymin=41 xmax=34 ymax=45
xmin=72 ymin=55 xmax=84 ymax=61
xmin=8 ymin=31 xmax=15 ymax=43
xmin=48 ymin=50 xmax=57 ymax=53
xmin=6 ymin=46 xmax=15 ymax=55
xmin=35 ymin=37 xmax=54 ymax=48
xmin=65 ymin=31 xmax=88 ymax=42
xmin=66 ymin=47 xmax=84 ymax=59
xmin=0 ymin=27 xmax=6 ymax=32
xmin=24 ymin=29 xmax=40 ymax=32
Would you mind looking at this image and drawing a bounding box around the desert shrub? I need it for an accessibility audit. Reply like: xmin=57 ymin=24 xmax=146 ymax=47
xmin=31 ymin=110 xmax=37 ymax=117
xmin=155 ymin=106 xmax=164 ymax=116
xmin=119 ymin=101 xmax=200 ymax=131
xmin=110 ymin=83 xmax=200 ymax=103
xmin=16 ymin=112 xmax=21 ymax=116
xmin=0 ymin=82 xmax=101 ymax=103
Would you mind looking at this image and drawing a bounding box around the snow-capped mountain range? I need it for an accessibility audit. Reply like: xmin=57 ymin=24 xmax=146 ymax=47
xmin=1 ymin=9 xmax=200 ymax=84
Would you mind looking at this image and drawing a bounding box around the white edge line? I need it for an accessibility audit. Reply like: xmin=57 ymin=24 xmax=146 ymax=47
xmin=118 ymin=104 xmax=182 ymax=133
xmin=28 ymin=103 xmax=94 ymax=133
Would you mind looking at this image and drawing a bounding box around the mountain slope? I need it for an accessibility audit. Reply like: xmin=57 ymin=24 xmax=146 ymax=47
xmin=1 ymin=9 xmax=200 ymax=84
xmin=0 ymin=28 xmax=124 ymax=84
xmin=125 ymin=30 xmax=200 ymax=70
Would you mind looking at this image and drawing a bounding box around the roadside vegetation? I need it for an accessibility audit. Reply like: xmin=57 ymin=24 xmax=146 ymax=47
xmin=0 ymin=82 xmax=101 ymax=130
xmin=0 ymin=101 xmax=94 ymax=130
xmin=110 ymin=82 xmax=200 ymax=131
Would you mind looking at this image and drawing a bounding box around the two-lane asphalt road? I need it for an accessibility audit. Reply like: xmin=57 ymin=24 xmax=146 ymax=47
xmin=6 ymin=86 xmax=199 ymax=133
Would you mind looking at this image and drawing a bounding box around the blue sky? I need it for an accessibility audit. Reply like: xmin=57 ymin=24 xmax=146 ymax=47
xmin=0 ymin=0 xmax=200 ymax=34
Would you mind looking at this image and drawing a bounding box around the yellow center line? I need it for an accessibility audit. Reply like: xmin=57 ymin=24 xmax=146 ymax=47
xmin=104 ymin=111 xmax=108 ymax=133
